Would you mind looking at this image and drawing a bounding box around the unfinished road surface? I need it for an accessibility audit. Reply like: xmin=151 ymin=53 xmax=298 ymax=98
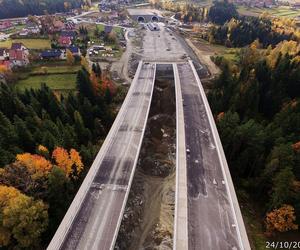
xmin=176 ymin=61 xmax=249 ymax=250
xmin=48 ymin=62 xmax=155 ymax=250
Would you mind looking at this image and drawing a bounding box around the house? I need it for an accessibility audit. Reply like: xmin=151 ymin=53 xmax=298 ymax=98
xmin=0 ymin=33 xmax=9 ymax=41
xmin=67 ymin=46 xmax=81 ymax=56
xmin=26 ymin=22 xmax=40 ymax=34
xmin=53 ymin=20 xmax=65 ymax=32
xmin=60 ymin=30 xmax=77 ymax=40
xmin=292 ymin=2 xmax=300 ymax=8
xmin=19 ymin=30 xmax=29 ymax=36
xmin=0 ymin=48 xmax=9 ymax=61
xmin=104 ymin=25 xmax=113 ymax=34
xmin=40 ymin=50 xmax=63 ymax=60
xmin=64 ymin=21 xmax=75 ymax=30
xmin=58 ymin=36 xmax=72 ymax=47
xmin=0 ymin=21 xmax=13 ymax=32
xmin=9 ymin=43 xmax=29 ymax=67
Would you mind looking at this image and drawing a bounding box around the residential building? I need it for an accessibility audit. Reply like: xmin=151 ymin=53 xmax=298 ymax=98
xmin=40 ymin=50 xmax=63 ymax=60
xmin=67 ymin=46 xmax=81 ymax=56
xmin=0 ymin=21 xmax=13 ymax=32
xmin=58 ymin=36 xmax=72 ymax=47
xmin=9 ymin=43 xmax=29 ymax=67
xmin=0 ymin=33 xmax=9 ymax=41
xmin=64 ymin=21 xmax=76 ymax=30
xmin=104 ymin=25 xmax=113 ymax=34
xmin=60 ymin=30 xmax=77 ymax=40
xmin=53 ymin=20 xmax=65 ymax=32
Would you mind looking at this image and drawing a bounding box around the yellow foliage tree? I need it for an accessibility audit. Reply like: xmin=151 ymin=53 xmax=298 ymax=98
xmin=16 ymin=153 xmax=52 ymax=179
xmin=265 ymin=204 xmax=298 ymax=234
xmin=0 ymin=65 xmax=9 ymax=74
xmin=66 ymin=49 xmax=75 ymax=65
xmin=81 ymin=56 xmax=90 ymax=72
xmin=0 ymin=185 xmax=48 ymax=248
xmin=267 ymin=41 xmax=300 ymax=68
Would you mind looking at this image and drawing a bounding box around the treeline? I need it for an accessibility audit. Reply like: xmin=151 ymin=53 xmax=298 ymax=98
xmin=209 ymin=40 xmax=300 ymax=232
xmin=0 ymin=71 xmax=114 ymax=167
xmin=208 ymin=0 xmax=238 ymax=25
xmin=0 ymin=63 xmax=121 ymax=248
xmin=174 ymin=4 xmax=208 ymax=23
xmin=0 ymin=0 xmax=83 ymax=19
xmin=207 ymin=1 xmax=296 ymax=48
xmin=209 ymin=16 xmax=295 ymax=48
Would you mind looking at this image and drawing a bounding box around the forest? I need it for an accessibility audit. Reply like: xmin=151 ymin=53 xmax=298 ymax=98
xmin=208 ymin=1 xmax=299 ymax=48
xmin=209 ymin=40 xmax=300 ymax=235
xmin=0 ymin=63 xmax=121 ymax=248
xmin=0 ymin=0 xmax=84 ymax=19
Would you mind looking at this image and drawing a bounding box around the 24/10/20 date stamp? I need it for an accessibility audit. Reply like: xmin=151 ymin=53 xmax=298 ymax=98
xmin=266 ymin=241 xmax=300 ymax=249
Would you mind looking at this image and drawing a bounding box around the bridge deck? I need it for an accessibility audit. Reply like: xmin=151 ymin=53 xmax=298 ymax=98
xmin=174 ymin=61 xmax=250 ymax=250
xmin=48 ymin=62 xmax=156 ymax=250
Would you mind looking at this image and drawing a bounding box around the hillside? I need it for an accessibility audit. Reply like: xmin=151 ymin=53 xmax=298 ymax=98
xmin=0 ymin=0 xmax=83 ymax=19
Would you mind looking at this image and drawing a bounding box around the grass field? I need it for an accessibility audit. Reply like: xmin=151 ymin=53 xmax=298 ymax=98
xmin=17 ymin=74 xmax=77 ymax=91
xmin=96 ymin=24 xmax=123 ymax=35
xmin=237 ymin=6 xmax=300 ymax=18
xmin=0 ymin=38 xmax=51 ymax=49
xmin=31 ymin=65 xmax=81 ymax=74
xmin=16 ymin=64 xmax=79 ymax=91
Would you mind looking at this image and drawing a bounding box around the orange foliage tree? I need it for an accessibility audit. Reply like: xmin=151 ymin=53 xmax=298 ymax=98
xmin=90 ymin=71 xmax=101 ymax=96
xmin=292 ymin=141 xmax=300 ymax=152
xmin=101 ymin=72 xmax=116 ymax=95
xmin=52 ymin=147 xmax=83 ymax=178
xmin=265 ymin=204 xmax=298 ymax=234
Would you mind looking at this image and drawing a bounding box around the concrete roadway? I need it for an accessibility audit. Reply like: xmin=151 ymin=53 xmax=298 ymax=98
xmin=177 ymin=62 xmax=245 ymax=250
xmin=49 ymin=62 xmax=155 ymax=250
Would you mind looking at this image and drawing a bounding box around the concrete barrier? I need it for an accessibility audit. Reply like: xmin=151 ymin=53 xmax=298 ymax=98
xmin=173 ymin=63 xmax=188 ymax=250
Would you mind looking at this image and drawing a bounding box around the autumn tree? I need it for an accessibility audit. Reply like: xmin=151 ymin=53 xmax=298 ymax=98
xmin=90 ymin=71 xmax=100 ymax=97
xmin=52 ymin=147 xmax=83 ymax=178
xmin=0 ymin=185 xmax=48 ymax=248
xmin=80 ymin=55 xmax=90 ymax=71
xmin=16 ymin=153 xmax=52 ymax=179
xmin=66 ymin=49 xmax=75 ymax=65
xmin=92 ymin=63 xmax=102 ymax=78
xmin=266 ymin=204 xmax=298 ymax=234
xmin=0 ymin=65 xmax=9 ymax=74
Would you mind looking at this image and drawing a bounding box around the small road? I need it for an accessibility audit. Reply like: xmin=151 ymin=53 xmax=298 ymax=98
xmin=48 ymin=62 xmax=156 ymax=250
xmin=176 ymin=61 xmax=249 ymax=250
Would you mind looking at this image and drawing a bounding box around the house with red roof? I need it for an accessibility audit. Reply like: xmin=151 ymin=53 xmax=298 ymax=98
xmin=58 ymin=36 xmax=72 ymax=47
xmin=9 ymin=43 xmax=29 ymax=67
xmin=53 ymin=20 xmax=65 ymax=32
xmin=0 ymin=21 xmax=13 ymax=32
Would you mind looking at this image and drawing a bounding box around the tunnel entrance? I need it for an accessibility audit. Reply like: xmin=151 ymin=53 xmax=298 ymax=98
xmin=137 ymin=16 xmax=146 ymax=23
xmin=152 ymin=16 xmax=159 ymax=22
